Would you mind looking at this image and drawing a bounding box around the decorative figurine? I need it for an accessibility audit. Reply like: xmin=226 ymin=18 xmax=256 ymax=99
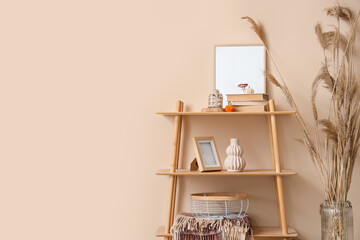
xmin=237 ymin=83 xmax=248 ymax=94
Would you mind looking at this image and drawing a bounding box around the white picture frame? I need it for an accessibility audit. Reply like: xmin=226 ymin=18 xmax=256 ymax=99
xmin=215 ymin=45 xmax=266 ymax=105
xmin=192 ymin=137 xmax=222 ymax=172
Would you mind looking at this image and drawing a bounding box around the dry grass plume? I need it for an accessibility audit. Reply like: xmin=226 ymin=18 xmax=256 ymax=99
xmin=243 ymin=5 xmax=360 ymax=202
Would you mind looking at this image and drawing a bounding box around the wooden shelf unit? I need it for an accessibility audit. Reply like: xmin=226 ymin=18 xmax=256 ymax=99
xmin=156 ymin=100 xmax=298 ymax=239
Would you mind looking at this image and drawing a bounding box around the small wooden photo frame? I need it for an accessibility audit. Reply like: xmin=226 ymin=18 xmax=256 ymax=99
xmin=192 ymin=137 xmax=222 ymax=172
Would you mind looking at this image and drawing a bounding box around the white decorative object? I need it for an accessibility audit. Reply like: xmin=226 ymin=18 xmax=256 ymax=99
xmin=245 ymin=87 xmax=254 ymax=94
xmin=224 ymin=138 xmax=246 ymax=172
xmin=208 ymin=89 xmax=223 ymax=108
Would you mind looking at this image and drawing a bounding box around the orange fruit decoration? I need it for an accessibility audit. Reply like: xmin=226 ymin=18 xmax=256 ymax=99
xmin=225 ymin=105 xmax=235 ymax=112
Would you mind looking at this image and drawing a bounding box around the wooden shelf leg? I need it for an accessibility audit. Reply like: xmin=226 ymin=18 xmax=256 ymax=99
xmin=268 ymin=100 xmax=288 ymax=238
xmin=164 ymin=101 xmax=184 ymax=239
xmin=275 ymin=176 xmax=288 ymax=240
xmin=267 ymin=113 xmax=282 ymax=228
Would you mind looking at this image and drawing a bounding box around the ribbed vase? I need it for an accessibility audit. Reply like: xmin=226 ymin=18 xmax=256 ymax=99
xmin=224 ymin=138 xmax=246 ymax=172
xmin=320 ymin=200 xmax=354 ymax=240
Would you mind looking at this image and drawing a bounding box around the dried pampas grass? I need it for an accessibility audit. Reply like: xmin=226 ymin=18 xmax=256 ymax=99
xmin=325 ymin=5 xmax=352 ymax=22
xmin=243 ymin=5 xmax=360 ymax=202
xmin=241 ymin=17 xmax=266 ymax=46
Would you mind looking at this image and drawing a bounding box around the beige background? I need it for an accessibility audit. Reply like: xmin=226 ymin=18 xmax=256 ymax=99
xmin=0 ymin=0 xmax=359 ymax=239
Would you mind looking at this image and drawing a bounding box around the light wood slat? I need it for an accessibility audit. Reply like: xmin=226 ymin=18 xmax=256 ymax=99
xmin=267 ymin=109 xmax=282 ymax=227
xmin=156 ymin=169 xmax=296 ymax=176
xmin=268 ymin=99 xmax=288 ymax=236
xmin=156 ymin=226 xmax=298 ymax=238
xmin=169 ymin=101 xmax=183 ymax=228
xmin=253 ymin=226 xmax=298 ymax=238
xmin=164 ymin=101 xmax=183 ymax=238
xmin=155 ymin=226 xmax=171 ymax=237
xmin=157 ymin=111 xmax=295 ymax=116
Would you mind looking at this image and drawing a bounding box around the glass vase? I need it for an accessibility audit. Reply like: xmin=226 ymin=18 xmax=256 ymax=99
xmin=320 ymin=200 xmax=354 ymax=240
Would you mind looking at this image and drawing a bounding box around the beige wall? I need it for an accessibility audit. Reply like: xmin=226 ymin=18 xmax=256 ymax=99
xmin=0 ymin=0 xmax=359 ymax=239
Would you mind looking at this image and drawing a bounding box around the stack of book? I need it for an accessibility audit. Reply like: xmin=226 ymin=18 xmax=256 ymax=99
xmin=227 ymin=94 xmax=269 ymax=112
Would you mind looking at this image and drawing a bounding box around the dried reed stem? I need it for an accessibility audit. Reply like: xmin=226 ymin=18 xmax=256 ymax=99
xmin=243 ymin=6 xmax=360 ymax=201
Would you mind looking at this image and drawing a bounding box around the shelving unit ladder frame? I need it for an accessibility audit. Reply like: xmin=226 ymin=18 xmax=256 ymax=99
xmin=160 ymin=99 xmax=294 ymax=240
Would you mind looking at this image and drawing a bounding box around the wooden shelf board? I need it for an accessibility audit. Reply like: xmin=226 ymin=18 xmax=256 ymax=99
xmin=156 ymin=226 xmax=298 ymax=238
xmin=156 ymin=169 xmax=297 ymax=176
xmin=156 ymin=111 xmax=296 ymax=116
xmin=253 ymin=226 xmax=298 ymax=238
xmin=155 ymin=226 xmax=170 ymax=237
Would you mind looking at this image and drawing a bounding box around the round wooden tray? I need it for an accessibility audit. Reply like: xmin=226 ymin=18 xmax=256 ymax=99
xmin=190 ymin=192 xmax=248 ymax=201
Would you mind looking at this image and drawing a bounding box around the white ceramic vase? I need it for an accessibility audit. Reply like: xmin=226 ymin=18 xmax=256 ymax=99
xmin=224 ymin=138 xmax=246 ymax=172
